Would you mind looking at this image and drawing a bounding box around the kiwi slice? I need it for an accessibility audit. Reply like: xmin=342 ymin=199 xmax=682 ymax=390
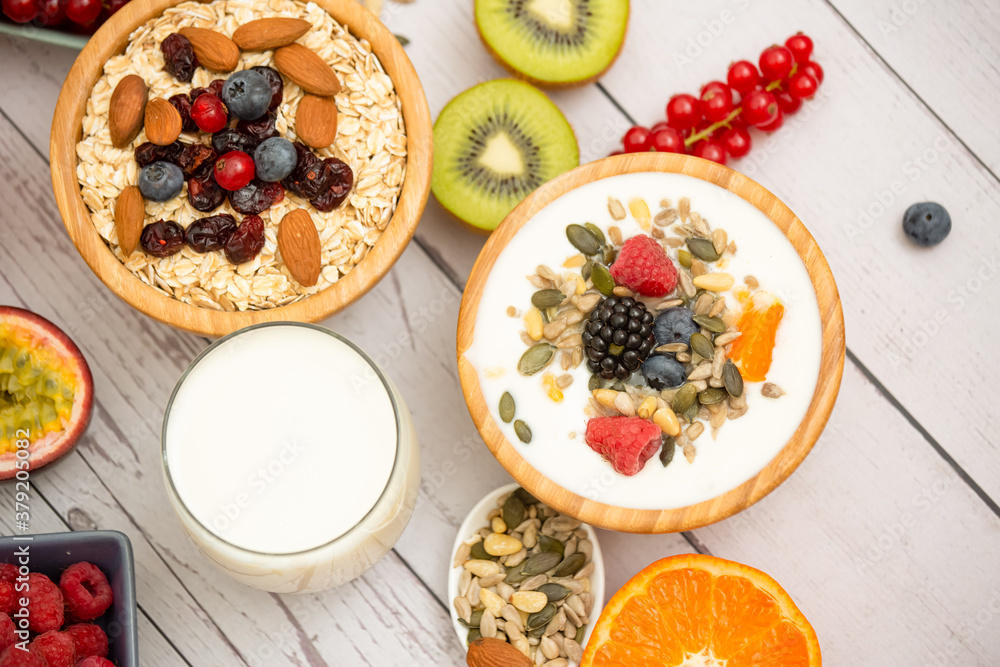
xmin=475 ymin=0 xmax=630 ymax=87
xmin=432 ymin=79 xmax=578 ymax=232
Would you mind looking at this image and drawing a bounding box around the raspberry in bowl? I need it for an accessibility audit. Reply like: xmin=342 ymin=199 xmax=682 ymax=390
xmin=50 ymin=0 xmax=432 ymax=336
xmin=457 ymin=153 xmax=845 ymax=533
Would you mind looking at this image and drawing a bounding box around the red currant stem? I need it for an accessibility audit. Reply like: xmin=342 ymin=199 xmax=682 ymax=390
xmin=683 ymin=108 xmax=742 ymax=147
xmin=765 ymin=80 xmax=782 ymax=92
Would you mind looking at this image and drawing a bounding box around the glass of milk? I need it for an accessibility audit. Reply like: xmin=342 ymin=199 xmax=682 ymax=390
xmin=161 ymin=322 xmax=420 ymax=593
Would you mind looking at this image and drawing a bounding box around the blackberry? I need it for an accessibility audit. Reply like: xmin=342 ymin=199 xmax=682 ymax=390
xmin=583 ymin=296 xmax=656 ymax=380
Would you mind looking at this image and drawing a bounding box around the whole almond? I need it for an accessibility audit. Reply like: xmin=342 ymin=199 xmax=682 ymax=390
xmin=146 ymin=97 xmax=184 ymax=146
xmin=466 ymin=638 xmax=532 ymax=667
xmin=114 ymin=186 xmax=145 ymax=256
xmin=232 ymin=17 xmax=311 ymax=51
xmin=109 ymin=75 xmax=148 ymax=148
xmin=278 ymin=209 xmax=321 ymax=287
xmin=178 ymin=27 xmax=240 ymax=72
xmin=144 ymin=98 xmax=182 ymax=146
xmin=274 ymin=44 xmax=342 ymax=96
xmin=295 ymin=94 xmax=338 ymax=148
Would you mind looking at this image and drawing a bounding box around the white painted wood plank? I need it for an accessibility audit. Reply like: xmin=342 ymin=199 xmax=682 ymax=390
xmin=597 ymin=0 xmax=1000 ymax=502
xmin=829 ymin=0 xmax=1000 ymax=173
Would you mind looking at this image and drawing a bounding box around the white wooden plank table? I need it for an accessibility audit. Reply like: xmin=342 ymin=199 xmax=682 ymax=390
xmin=1 ymin=0 xmax=998 ymax=664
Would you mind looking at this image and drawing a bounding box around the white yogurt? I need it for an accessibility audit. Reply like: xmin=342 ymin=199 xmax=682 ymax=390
xmin=465 ymin=172 xmax=822 ymax=510
xmin=162 ymin=323 xmax=420 ymax=593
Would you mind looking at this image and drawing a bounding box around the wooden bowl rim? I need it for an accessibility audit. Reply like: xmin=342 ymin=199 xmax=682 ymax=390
xmin=49 ymin=0 xmax=432 ymax=337
xmin=457 ymin=153 xmax=846 ymax=534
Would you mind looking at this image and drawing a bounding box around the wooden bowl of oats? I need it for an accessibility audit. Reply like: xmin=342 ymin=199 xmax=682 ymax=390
xmin=457 ymin=153 xmax=845 ymax=533
xmin=50 ymin=0 xmax=432 ymax=336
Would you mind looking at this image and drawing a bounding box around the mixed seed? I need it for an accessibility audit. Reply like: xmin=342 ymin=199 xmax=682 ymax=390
xmin=453 ymin=488 xmax=594 ymax=665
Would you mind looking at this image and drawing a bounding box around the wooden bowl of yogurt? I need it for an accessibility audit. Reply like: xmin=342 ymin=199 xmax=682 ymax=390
xmin=49 ymin=0 xmax=431 ymax=336
xmin=457 ymin=153 xmax=845 ymax=533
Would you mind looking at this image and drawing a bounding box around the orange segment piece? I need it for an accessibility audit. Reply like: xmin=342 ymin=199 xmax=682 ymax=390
xmin=582 ymin=554 xmax=821 ymax=667
xmin=729 ymin=291 xmax=785 ymax=383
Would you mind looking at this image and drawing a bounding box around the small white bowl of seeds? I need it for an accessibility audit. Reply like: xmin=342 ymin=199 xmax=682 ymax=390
xmin=449 ymin=483 xmax=605 ymax=665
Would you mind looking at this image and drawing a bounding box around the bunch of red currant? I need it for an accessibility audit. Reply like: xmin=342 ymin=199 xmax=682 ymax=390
xmin=615 ymin=33 xmax=823 ymax=166
xmin=1 ymin=0 xmax=127 ymax=32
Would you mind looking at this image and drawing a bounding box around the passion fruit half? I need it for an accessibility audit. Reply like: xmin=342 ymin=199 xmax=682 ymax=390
xmin=0 ymin=307 xmax=93 ymax=479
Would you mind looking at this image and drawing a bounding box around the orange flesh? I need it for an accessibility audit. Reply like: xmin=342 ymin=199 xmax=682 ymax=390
xmin=582 ymin=554 xmax=821 ymax=667
xmin=728 ymin=292 xmax=785 ymax=383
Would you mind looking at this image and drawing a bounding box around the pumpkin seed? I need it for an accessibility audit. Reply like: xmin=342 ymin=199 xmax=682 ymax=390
xmin=692 ymin=314 xmax=725 ymax=333
xmin=514 ymin=420 xmax=532 ymax=443
xmin=553 ymin=552 xmax=586 ymax=577
xmin=503 ymin=494 xmax=525 ymax=529
xmin=575 ymin=625 xmax=586 ymax=644
xmin=518 ymin=344 xmax=556 ymax=375
xmin=723 ymin=360 xmax=744 ymax=397
xmin=528 ymin=624 xmax=547 ymax=638
xmin=460 ymin=608 xmax=484 ymax=628
xmin=588 ymin=374 xmax=602 ymax=391
xmin=514 ymin=487 xmax=538 ymax=505
xmin=467 ymin=628 xmax=481 ymax=644
xmin=566 ymin=224 xmax=601 ymax=255
xmin=672 ymin=384 xmax=698 ymax=415
xmin=471 ymin=540 xmax=498 ymax=561
xmin=584 ymin=223 xmax=606 ymax=245
xmin=689 ymin=332 xmax=715 ymax=360
xmin=602 ymin=245 xmax=617 ymax=266
xmin=698 ymin=387 xmax=727 ymax=405
xmin=581 ymin=259 xmax=593 ymax=280
xmin=678 ymin=249 xmax=692 ymax=268
xmin=531 ymin=289 xmax=565 ymax=309
xmin=536 ymin=583 xmax=570 ymax=602
xmin=521 ymin=551 xmax=562 ymax=575
xmin=537 ymin=534 xmax=565 ymax=557
xmin=683 ymin=403 xmax=699 ymax=423
xmin=660 ymin=435 xmax=675 ymax=467
xmin=591 ymin=263 xmax=615 ymax=296
xmin=527 ymin=603 xmax=557 ymax=631
xmin=687 ymin=237 xmax=721 ymax=262
xmin=505 ymin=568 xmax=529 ymax=585
xmin=499 ymin=392 xmax=515 ymax=423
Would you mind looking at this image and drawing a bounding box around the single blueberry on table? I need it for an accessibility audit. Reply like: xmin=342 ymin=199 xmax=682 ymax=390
xmin=222 ymin=70 xmax=272 ymax=121
xmin=138 ymin=161 xmax=184 ymax=202
xmin=902 ymin=202 xmax=951 ymax=246
xmin=653 ymin=307 xmax=699 ymax=346
xmin=642 ymin=355 xmax=687 ymax=389
xmin=254 ymin=137 xmax=299 ymax=182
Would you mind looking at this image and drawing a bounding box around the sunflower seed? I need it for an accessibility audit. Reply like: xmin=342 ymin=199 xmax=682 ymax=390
xmin=690 ymin=258 xmax=708 ymax=277
xmin=678 ymin=270 xmax=696 ymax=297
xmin=541 ymin=635 xmax=561 ymax=660
xmin=714 ymin=331 xmax=741 ymax=346
xmin=564 ymin=639 xmax=584 ymax=663
xmin=499 ymin=392 xmax=516 ymax=423
xmin=590 ymin=263 xmax=615 ymax=296
xmin=687 ymin=362 xmax=713 ymax=381
xmin=744 ymin=274 xmax=759 ymax=289
xmin=542 ymin=607 xmax=565 ymax=636
xmin=654 ymin=208 xmax=678 ymax=226
xmin=578 ymin=293 xmax=601 ymax=312
xmin=519 ymin=344 xmax=556 ymax=375
xmin=454 ymin=596 xmax=472 ymax=623
xmin=723 ymin=361 xmax=744 ymax=397
xmin=467 ymin=577 xmax=482 ymax=605
xmin=519 ymin=574 xmax=547 ymax=592
xmin=480 ymin=609 xmax=497 ymax=638
xmin=693 ymin=273 xmax=735 ymax=292
xmin=566 ymin=224 xmax=602 ymax=255
xmin=657 ymin=342 xmax=688 ymax=354
xmin=762 ymin=382 xmax=785 ymax=398
xmin=709 ymin=297 xmax=726 ymax=317
xmin=712 ymin=348 xmax=726 ymax=378
xmin=608 ymin=225 xmax=623 ymax=246
xmin=678 ymin=197 xmax=690 ymax=221
xmin=607 ymin=197 xmax=626 ymax=221
xmin=693 ymin=293 xmax=713 ymax=315
xmin=712 ymin=228 xmax=728 ymax=254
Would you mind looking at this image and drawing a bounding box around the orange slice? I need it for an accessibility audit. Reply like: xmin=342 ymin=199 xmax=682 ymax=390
xmin=581 ymin=554 xmax=821 ymax=667
xmin=728 ymin=290 xmax=785 ymax=383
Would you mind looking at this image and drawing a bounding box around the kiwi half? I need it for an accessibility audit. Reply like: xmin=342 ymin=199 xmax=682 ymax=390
xmin=432 ymin=79 xmax=578 ymax=232
xmin=475 ymin=0 xmax=629 ymax=87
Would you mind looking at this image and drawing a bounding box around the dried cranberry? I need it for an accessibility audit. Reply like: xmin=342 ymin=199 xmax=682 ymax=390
xmin=161 ymin=33 xmax=197 ymax=82
xmin=140 ymin=220 xmax=185 ymax=257
xmin=236 ymin=111 xmax=278 ymax=148
xmin=190 ymin=79 xmax=226 ymax=102
xmin=176 ymin=143 xmax=217 ymax=180
xmin=212 ymin=128 xmax=256 ymax=155
xmin=310 ymin=158 xmax=354 ymax=212
xmin=186 ymin=214 xmax=236 ymax=252
xmin=229 ymin=179 xmax=284 ymax=215
xmin=187 ymin=174 xmax=227 ymax=212
xmin=135 ymin=141 xmax=182 ymax=168
xmin=282 ymin=143 xmax=333 ymax=199
xmin=250 ymin=66 xmax=284 ymax=110
xmin=168 ymin=94 xmax=197 ymax=133
xmin=224 ymin=215 xmax=265 ymax=264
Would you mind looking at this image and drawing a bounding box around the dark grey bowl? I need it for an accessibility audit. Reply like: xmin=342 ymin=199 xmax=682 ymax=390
xmin=0 ymin=531 xmax=138 ymax=666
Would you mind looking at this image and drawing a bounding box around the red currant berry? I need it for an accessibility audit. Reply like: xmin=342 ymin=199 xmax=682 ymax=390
xmin=107 ymin=0 xmax=128 ymax=15
xmin=665 ymin=94 xmax=702 ymax=130
xmin=759 ymin=45 xmax=795 ymax=82
xmin=65 ymin=0 xmax=99 ymax=24
xmin=609 ymin=150 xmax=624 ymax=157
xmin=649 ymin=127 xmax=685 ymax=154
xmin=720 ymin=127 xmax=751 ymax=159
xmin=191 ymin=94 xmax=229 ymax=133
xmin=623 ymin=126 xmax=651 ymax=153
xmin=788 ymin=72 xmax=818 ymax=99
xmin=757 ymin=109 xmax=784 ymax=133
xmin=727 ymin=60 xmax=761 ymax=96
xmin=213 ymin=151 xmax=255 ymax=191
xmin=741 ymin=90 xmax=779 ymax=127
xmin=785 ymin=33 xmax=814 ymax=64
xmin=2 ymin=0 xmax=37 ymax=22
xmin=35 ymin=0 xmax=65 ymax=25
xmin=775 ymin=90 xmax=802 ymax=115
xmin=693 ymin=140 xmax=727 ymax=165
xmin=701 ymin=82 xmax=734 ymax=123
xmin=800 ymin=61 xmax=824 ymax=86
xmin=649 ymin=121 xmax=671 ymax=135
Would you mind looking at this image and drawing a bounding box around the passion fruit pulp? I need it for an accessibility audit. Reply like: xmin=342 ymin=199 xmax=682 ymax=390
xmin=0 ymin=307 xmax=93 ymax=478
